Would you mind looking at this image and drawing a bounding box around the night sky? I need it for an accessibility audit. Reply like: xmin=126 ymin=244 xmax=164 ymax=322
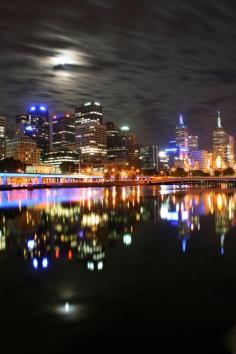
xmin=1 ymin=0 xmax=236 ymax=148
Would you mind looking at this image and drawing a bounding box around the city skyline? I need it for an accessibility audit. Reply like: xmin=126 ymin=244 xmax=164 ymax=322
xmin=1 ymin=1 xmax=236 ymax=148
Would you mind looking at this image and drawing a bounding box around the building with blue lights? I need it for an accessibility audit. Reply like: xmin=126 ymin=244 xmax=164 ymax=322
xmin=27 ymin=105 xmax=50 ymax=161
xmin=175 ymin=115 xmax=189 ymax=166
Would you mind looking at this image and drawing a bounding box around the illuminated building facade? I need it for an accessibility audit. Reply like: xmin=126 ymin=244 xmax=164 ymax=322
xmin=44 ymin=149 xmax=80 ymax=167
xmin=139 ymin=145 xmax=158 ymax=172
xmin=120 ymin=126 xmax=139 ymax=167
xmin=175 ymin=115 xmax=188 ymax=161
xmin=227 ymin=135 xmax=235 ymax=168
xmin=75 ymin=102 xmax=107 ymax=164
xmin=15 ymin=113 xmax=29 ymax=136
xmin=52 ymin=113 xmax=76 ymax=149
xmin=27 ymin=105 xmax=50 ymax=160
xmin=106 ymin=121 xmax=123 ymax=161
xmin=5 ymin=136 xmax=41 ymax=164
xmin=190 ymin=150 xmax=210 ymax=171
xmin=188 ymin=135 xmax=198 ymax=152
xmin=213 ymin=111 xmax=229 ymax=168
xmin=0 ymin=116 xmax=6 ymax=159
xmin=15 ymin=105 xmax=50 ymax=161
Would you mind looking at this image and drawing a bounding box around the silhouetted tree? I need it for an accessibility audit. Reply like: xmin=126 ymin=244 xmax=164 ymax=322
xmin=172 ymin=167 xmax=187 ymax=177
xmin=0 ymin=158 xmax=26 ymax=172
xmin=223 ymin=167 xmax=235 ymax=176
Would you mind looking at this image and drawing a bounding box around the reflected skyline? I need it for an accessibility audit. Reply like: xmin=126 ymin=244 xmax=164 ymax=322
xmin=0 ymin=186 xmax=236 ymax=271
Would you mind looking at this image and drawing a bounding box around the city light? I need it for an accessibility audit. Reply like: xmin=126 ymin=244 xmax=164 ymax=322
xmin=27 ymin=239 xmax=35 ymax=250
xmin=32 ymin=258 xmax=38 ymax=269
xmin=42 ymin=257 xmax=48 ymax=269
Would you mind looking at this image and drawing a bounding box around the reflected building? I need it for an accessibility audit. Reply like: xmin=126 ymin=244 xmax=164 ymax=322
xmin=2 ymin=187 xmax=236 ymax=269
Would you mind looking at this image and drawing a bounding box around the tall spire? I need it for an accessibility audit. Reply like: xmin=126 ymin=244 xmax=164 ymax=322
xmin=217 ymin=110 xmax=222 ymax=128
xmin=179 ymin=114 xmax=184 ymax=126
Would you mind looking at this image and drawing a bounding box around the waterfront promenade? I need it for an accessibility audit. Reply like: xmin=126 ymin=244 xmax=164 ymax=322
xmin=1 ymin=172 xmax=236 ymax=189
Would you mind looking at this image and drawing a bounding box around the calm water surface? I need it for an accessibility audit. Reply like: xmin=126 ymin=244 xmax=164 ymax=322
xmin=1 ymin=185 xmax=236 ymax=353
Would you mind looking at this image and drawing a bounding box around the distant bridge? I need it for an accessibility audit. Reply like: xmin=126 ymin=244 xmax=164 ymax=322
xmin=147 ymin=176 xmax=236 ymax=188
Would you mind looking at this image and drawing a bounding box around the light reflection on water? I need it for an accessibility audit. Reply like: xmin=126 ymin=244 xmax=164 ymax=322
xmin=0 ymin=186 xmax=235 ymax=271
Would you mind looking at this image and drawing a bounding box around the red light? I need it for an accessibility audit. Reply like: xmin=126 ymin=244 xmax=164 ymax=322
xmin=68 ymin=249 xmax=72 ymax=260
xmin=55 ymin=248 xmax=59 ymax=259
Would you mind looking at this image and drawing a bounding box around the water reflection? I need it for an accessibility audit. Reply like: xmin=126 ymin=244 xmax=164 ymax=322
xmin=0 ymin=186 xmax=236 ymax=271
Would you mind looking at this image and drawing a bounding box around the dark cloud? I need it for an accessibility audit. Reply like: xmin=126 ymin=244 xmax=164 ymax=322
xmin=1 ymin=0 xmax=236 ymax=148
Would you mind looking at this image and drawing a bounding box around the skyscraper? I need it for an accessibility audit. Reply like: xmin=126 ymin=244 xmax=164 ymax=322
xmin=0 ymin=116 xmax=6 ymax=159
xmin=227 ymin=135 xmax=235 ymax=168
xmin=175 ymin=115 xmax=188 ymax=164
xmin=139 ymin=145 xmax=158 ymax=172
xmin=75 ymin=102 xmax=107 ymax=164
xmin=212 ymin=111 xmax=229 ymax=168
xmin=188 ymin=135 xmax=198 ymax=152
xmin=120 ymin=126 xmax=139 ymax=167
xmin=27 ymin=105 xmax=50 ymax=160
xmin=15 ymin=106 xmax=50 ymax=161
xmin=106 ymin=122 xmax=122 ymax=161
xmin=52 ymin=113 xmax=76 ymax=150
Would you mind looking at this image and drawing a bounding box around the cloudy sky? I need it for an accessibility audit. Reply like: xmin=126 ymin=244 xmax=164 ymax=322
xmin=1 ymin=0 xmax=236 ymax=148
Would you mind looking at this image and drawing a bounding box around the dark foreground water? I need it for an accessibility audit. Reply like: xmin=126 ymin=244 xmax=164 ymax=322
xmin=1 ymin=185 xmax=236 ymax=353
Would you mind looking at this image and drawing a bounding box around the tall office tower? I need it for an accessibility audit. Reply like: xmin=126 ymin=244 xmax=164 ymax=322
xmin=120 ymin=126 xmax=139 ymax=167
xmin=213 ymin=111 xmax=229 ymax=168
xmin=188 ymin=135 xmax=198 ymax=152
xmin=227 ymin=135 xmax=235 ymax=168
xmin=139 ymin=145 xmax=158 ymax=172
xmin=175 ymin=115 xmax=188 ymax=161
xmin=52 ymin=113 xmax=76 ymax=150
xmin=106 ymin=121 xmax=122 ymax=161
xmin=75 ymin=102 xmax=107 ymax=164
xmin=75 ymin=101 xmax=102 ymax=125
xmin=45 ymin=113 xmax=78 ymax=168
xmin=27 ymin=105 xmax=50 ymax=161
xmin=0 ymin=116 xmax=6 ymax=159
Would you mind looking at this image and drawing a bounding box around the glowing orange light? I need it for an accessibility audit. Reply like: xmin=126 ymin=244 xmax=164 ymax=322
xmin=55 ymin=248 xmax=60 ymax=259
xmin=68 ymin=249 xmax=72 ymax=260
